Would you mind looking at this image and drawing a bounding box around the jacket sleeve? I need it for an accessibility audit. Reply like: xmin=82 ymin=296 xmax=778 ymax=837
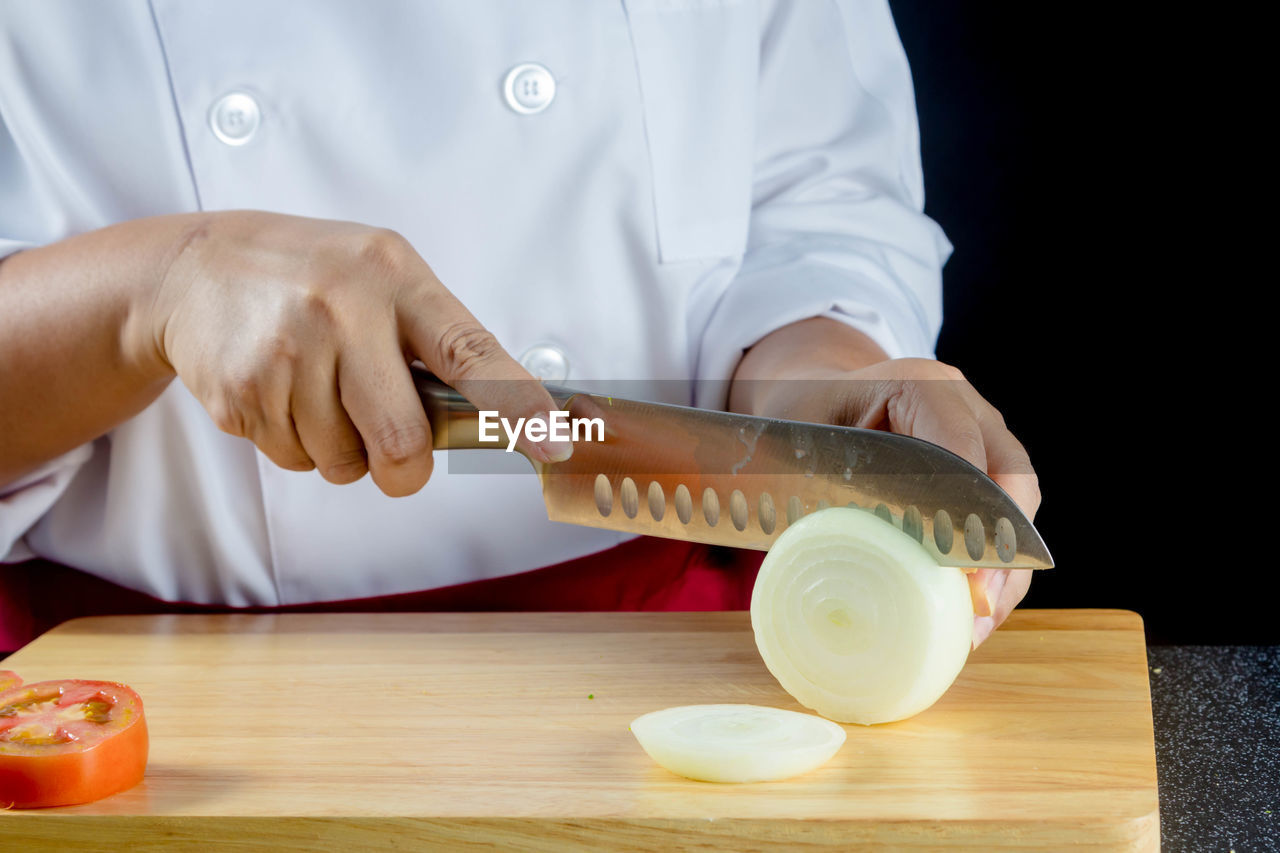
xmin=693 ymin=0 xmax=951 ymax=406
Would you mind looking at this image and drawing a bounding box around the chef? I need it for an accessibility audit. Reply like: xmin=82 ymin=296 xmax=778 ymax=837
xmin=0 ymin=1 xmax=1038 ymax=649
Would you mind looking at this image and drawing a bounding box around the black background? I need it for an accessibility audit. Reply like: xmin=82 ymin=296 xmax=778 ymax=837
xmin=888 ymin=3 xmax=1257 ymax=643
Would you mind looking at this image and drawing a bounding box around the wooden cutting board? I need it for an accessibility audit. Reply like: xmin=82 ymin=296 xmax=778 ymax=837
xmin=0 ymin=609 xmax=1158 ymax=850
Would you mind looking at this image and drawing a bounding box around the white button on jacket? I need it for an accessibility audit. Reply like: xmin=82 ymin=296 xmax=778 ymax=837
xmin=0 ymin=0 xmax=951 ymax=606
xmin=504 ymin=64 xmax=557 ymax=115
xmin=209 ymin=92 xmax=262 ymax=145
xmin=519 ymin=344 xmax=571 ymax=383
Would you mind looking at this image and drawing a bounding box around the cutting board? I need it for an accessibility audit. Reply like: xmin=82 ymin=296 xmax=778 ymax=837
xmin=0 ymin=609 xmax=1158 ymax=850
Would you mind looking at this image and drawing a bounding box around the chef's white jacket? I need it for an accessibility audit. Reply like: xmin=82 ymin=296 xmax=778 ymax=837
xmin=0 ymin=0 xmax=951 ymax=605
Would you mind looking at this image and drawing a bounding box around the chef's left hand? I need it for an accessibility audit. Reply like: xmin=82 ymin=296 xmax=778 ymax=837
xmin=729 ymin=317 xmax=1040 ymax=648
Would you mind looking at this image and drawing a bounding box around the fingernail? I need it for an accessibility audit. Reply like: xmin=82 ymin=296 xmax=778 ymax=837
xmin=972 ymin=616 xmax=995 ymax=649
xmin=540 ymin=439 xmax=573 ymax=463
xmin=968 ymin=572 xmax=992 ymax=617
xmin=524 ymin=414 xmax=574 ymax=464
xmin=985 ymin=573 xmax=1007 ymax=617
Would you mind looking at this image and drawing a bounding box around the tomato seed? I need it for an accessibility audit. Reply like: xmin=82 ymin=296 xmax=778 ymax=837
xmin=82 ymin=701 xmax=112 ymax=723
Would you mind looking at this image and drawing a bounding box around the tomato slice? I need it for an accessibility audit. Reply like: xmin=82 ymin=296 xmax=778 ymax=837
xmin=0 ymin=671 xmax=20 ymax=692
xmin=0 ymin=679 xmax=148 ymax=808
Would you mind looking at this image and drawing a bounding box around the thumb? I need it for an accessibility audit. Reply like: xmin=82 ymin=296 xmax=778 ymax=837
xmin=403 ymin=293 xmax=570 ymax=464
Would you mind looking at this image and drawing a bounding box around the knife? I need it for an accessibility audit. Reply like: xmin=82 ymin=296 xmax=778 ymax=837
xmin=413 ymin=369 xmax=1051 ymax=570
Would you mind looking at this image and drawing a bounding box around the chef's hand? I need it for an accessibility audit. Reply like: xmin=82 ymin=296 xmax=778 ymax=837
xmin=729 ymin=317 xmax=1040 ymax=648
xmin=142 ymin=211 xmax=568 ymax=496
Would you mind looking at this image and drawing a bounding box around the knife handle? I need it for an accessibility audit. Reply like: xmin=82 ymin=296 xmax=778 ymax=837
xmin=411 ymin=367 xmax=489 ymax=451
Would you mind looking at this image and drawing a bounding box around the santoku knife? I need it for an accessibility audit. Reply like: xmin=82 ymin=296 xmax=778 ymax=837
xmin=413 ymin=369 xmax=1051 ymax=570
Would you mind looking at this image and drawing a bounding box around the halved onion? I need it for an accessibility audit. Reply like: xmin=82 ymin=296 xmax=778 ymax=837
xmin=630 ymin=704 xmax=846 ymax=783
xmin=751 ymin=506 xmax=973 ymax=725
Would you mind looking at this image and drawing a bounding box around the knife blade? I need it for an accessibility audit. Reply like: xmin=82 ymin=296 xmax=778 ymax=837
xmin=414 ymin=369 xmax=1051 ymax=570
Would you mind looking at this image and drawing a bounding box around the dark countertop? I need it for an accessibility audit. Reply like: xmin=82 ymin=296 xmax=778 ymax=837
xmin=1148 ymin=645 xmax=1279 ymax=852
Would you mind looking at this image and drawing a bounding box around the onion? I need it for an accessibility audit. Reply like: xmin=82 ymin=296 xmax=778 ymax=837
xmin=751 ymin=506 xmax=973 ymax=725
xmin=629 ymin=704 xmax=846 ymax=783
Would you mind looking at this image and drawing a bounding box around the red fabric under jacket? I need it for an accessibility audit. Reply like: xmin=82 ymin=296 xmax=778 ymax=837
xmin=0 ymin=537 xmax=764 ymax=653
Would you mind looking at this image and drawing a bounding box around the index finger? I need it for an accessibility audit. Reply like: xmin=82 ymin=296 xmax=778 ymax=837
xmin=967 ymin=393 xmax=1041 ymax=520
xmin=337 ymin=335 xmax=434 ymax=497
xmin=881 ymin=379 xmax=989 ymax=474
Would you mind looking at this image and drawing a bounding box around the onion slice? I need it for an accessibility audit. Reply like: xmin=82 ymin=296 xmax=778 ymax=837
xmin=630 ymin=704 xmax=846 ymax=783
xmin=751 ymin=506 xmax=973 ymax=725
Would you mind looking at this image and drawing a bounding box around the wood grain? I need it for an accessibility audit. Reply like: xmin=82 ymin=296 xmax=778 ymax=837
xmin=0 ymin=610 xmax=1159 ymax=850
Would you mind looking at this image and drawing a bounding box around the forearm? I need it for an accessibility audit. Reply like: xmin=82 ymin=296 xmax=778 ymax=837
xmin=728 ymin=317 xmax=891 ymax=415
xmin=0 ymin=215 xmax=196 ymax=484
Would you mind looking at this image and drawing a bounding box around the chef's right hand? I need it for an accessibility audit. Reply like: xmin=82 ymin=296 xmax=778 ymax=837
xmin=147 ymin=210 xmax=568 ymax=496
